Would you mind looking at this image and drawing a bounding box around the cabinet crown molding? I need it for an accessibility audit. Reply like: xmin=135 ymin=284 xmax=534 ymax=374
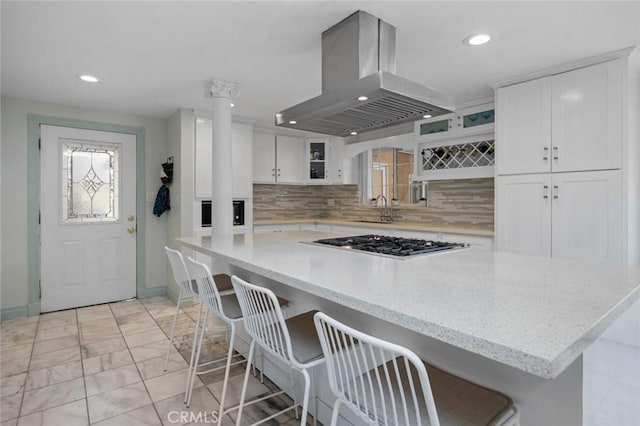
xmin=491 ymin=46 xmax=635 ymax=89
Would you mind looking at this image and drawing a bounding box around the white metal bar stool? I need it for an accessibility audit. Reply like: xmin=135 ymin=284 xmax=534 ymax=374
xmin=164 ymin=247 xmax=207 ymax=402
xmin=314 ymin=312 xmax=519 ymax=426
xmin=185 ymin=257 xmax=249 ymax=417
xmin=231 ymin=275 xmax=325 ymax=426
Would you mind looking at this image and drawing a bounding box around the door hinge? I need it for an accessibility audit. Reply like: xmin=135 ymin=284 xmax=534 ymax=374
xmin=38 ymin=210 xmax=41 ymax=225
xmin=39 ymin=281 xmax=41 ymax=298
xmin=38 ymin=138 xmax=41 ymax=150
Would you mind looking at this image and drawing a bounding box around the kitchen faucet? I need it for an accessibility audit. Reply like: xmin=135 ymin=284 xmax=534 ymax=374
xmin=376 ymin=194 xmax=395 ymax=223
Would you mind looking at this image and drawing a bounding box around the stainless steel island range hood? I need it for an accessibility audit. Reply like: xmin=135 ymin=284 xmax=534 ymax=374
xmin=275 ymin=10 xmax=454 ymax=137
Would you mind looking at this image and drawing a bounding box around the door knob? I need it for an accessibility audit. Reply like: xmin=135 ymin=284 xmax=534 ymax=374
xmin=128 ymin=215 xmax=135 ymax=221
xmin=127 ymin=226 xmax=136 ymax=234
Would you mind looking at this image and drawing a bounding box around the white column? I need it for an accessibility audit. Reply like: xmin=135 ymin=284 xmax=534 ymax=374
xmin=205 ymin=79 xmax=239 ymax=236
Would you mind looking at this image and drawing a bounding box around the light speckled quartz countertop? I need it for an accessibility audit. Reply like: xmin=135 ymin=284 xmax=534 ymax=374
xmin=178 ymin=231 xmax=640 ymax=379
xmin=253 ymin=218 xmax=495 ymax=237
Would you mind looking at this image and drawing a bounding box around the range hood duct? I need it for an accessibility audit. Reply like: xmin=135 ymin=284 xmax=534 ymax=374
xmin=275 ymin=10 xmax=454 ymax=137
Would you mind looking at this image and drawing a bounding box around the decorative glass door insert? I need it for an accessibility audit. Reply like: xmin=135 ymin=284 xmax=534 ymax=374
xmin=61 ymin=139 xmax=120 ymax=223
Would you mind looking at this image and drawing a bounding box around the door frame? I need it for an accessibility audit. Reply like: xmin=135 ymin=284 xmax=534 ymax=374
xmin=27 ymin=115 xmax=146 ymax=315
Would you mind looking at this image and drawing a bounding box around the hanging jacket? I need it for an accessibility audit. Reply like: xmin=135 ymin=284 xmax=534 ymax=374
xmin=153 ymin=185 xmax=170 ymax=217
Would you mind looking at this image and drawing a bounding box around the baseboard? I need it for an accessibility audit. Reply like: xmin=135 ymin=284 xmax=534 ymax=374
xmin=28 ymin=302 xmax=41 ymax=316
xmin=1 ymin=306 xmax=29 ymax=321
xmin=137 ymin=286 xmax=168 ymax=299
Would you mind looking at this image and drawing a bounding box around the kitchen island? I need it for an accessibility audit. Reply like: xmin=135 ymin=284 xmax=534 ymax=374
xmin=178 ymin=231 xmax=640 ymax=425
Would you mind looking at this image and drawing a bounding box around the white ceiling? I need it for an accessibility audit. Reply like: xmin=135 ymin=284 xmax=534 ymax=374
xmin=2 ymin=1 xmax=639 ymax=129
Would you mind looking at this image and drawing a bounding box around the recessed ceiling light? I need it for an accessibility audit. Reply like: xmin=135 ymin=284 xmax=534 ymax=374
xmin=423 ymin=114 xmax=432 ymax=119
xmin=289 ymin=120 xmax=297 ymax=124
xmin=350 ymin=131 xmax=358 ymax=135
xmin=78 ymin=74 xmax=99 ymax=83
xmin=357 ymin=96 xmax=368 ymax=101
xmin=464 ymin=34 xmax=491 ymax=46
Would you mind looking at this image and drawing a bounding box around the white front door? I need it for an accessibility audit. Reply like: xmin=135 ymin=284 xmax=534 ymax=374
xmin=40 ymin=125 xmax=137 ymax=312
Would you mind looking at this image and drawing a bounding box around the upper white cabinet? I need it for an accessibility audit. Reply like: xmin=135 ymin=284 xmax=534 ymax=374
xmin=551 ymin=60 xmax=622 ymax=172
xmin=253 ymin=132 xmax=277 ymax=183
xmin=276 ymin=135 xmax=305 ymax=183
xmin=253 ymin=132 xmax=304 ymax=184
xmin=306 ymin=138 xmax=330 ymax=183
xmin=495 ymin=77 xmax=552 ymax=175
xmin=195 ymin=119 xmax=253 ymax=198
xmin=496 ymin=60 xmax=622 ymax=175
xmin=414 ymin=102 xmax=495 ymax=181
xmin=329 ymin=138 xmax=345 ymax=183
xmin=415 ymin=103 xmax=495 ymax=143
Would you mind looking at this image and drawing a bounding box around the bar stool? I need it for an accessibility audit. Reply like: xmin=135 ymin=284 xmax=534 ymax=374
xmin=313 ymin=311 xmax=520 ymax=426
xmin=165 ymin=247 xmax=235 ymax=403
xmin=231 ymin=276 xmax=324 ymax=426
xmin=186 ymin=259 xmax=290 ymax=423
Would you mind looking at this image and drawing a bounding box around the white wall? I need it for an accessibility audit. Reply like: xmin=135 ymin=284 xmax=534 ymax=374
xmin=166 ymin=108 xmax=195 ymax=301
xmin=0 ymin=97 xmax=169 ymax=312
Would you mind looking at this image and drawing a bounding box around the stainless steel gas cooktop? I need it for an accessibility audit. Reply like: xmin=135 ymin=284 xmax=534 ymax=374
xmin=309 ymin=234 xmax=468 ymax=259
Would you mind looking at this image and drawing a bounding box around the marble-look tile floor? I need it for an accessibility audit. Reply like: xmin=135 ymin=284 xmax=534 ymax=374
xmin=0 ymin=297 xmax=311 ymax=425
xmin=583 ymin=337 xmax=640 ymax=426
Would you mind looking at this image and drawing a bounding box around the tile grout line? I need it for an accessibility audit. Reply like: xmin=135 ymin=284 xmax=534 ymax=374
xmin=77 ymin=308 xmax=91 ymax=426
xmin=14 ymin=312 xmax=40 ymax=422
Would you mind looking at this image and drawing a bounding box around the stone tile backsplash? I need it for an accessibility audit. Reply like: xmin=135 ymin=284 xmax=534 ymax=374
xmin=254 ymin=178 xmax=494 ymax=230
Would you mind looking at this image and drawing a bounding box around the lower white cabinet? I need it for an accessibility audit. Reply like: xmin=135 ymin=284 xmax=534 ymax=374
xmin=497 ymin=170 xmax=623 ymax=263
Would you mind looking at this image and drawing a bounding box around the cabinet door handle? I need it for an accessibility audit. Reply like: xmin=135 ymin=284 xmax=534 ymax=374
xmin=553 ymin=185 xmax=559 ymax=199
xmin=543 ymin=147 xmax=549 ymax=161
xmin=552 ymin=147 xmax=559 ymax=160
xmin=543 ymin=185 xmax=549 ymax=199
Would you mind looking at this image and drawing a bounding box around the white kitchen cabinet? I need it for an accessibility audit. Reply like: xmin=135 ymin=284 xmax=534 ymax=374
xmin=195 ymin=119 xmax=254 ymax=198
xmin=329 ymin=138 xmax=345 ymax=183
xmin=305 ymin=137 xmax=347 ymax=184
xmin=253 ymin=132 xmax=304 ymax=184
xmin=496 ymin=171 xmax=622 ymax=263
xmin=551 ymin=60 xmax=622 ymax=172
xmin=253 ymin=132 xmax=277 ymax=183
xmin=415 ymin=103 xmax=494 ymax=144
xmin=306 ymin=138 xmax=330 ymax=183
xmin=454 ymin=103 xmax=495 ymax=136
xmin=496 ymin=60 xmax=622 ymax=175
xmin=496 ymin=174 xmax=552 ymax=256
xmin=414 ymin=101 xmax=495 ymax=181
xmin=231 ymin=123 xmax=254 ymax=197
xmin=495 ymin=77 xmax=552 ymax=175
xmin=551 ymin=170 xmax=622 ymax=264
xmin=277 ymin=135 xmax=304 ymax=183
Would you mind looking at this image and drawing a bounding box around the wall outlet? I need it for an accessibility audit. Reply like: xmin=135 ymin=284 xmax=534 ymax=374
xmin=327 ymin=198 xmax=335 ymax=207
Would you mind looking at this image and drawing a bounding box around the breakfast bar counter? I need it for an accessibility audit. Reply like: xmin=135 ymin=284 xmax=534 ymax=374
xmin=178 ymin=231 xmax=640 ymax=424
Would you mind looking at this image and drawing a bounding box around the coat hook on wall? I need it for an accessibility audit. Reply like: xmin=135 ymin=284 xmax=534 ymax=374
xmin=161 ymin=157 xmax=174 ymax=185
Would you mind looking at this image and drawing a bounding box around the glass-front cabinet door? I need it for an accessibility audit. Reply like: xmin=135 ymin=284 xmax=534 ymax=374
xmin=455 ymin=103 xmax=495 ymax=135
xmin=306 ymin=138 xmax=329 ymax=183
xmin=415 ymin=113 xmax=454 ymax=142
